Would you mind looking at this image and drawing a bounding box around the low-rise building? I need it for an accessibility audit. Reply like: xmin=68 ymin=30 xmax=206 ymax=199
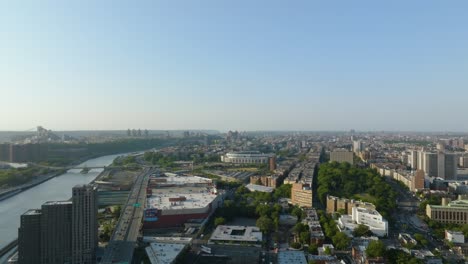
xmin=302 ymin=209 xmax=325 ymax=245
xmin=337 ymin=207 xmax=388 ymax=237
xmin=245 ymin=183 xmax=274 ymax=193
xmin=208 ymin=225 xmax=262 ymax=246
xmin=145 ymin=242 xmax=188 ymax=264
xmin=277 ymin=251 xmax=307 ymax=264
xmin=326 ymin=195 xmax=376 ymax=215
xmin=445 ymin=230 xmax=465 ymax=244
xmin=249 ymin=175 xmax=280 ymax=188
xmin=426 ymin=199 xmax=468 ymax=224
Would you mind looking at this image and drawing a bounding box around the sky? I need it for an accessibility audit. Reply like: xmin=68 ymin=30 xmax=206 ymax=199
xmin=1 ymin=1 xmax=467 ymax=132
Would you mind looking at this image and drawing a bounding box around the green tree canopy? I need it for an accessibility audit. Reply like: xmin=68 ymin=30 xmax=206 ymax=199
xmin=365 ymin=240 xmax=386 ymax=258
xmin=332 ymin=232 xmax=350 ymax=250
xmin=353 ymin=224 xmax=372 ymax=237
xmin=256 ymin=216 xmax=273 ymax=233
xmin=214 ymin=217 xmax=226 ymax=227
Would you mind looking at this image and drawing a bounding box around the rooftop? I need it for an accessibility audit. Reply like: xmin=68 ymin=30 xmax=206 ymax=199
xmin=142 ymin=236 xmax=192 ymax=244
xmin=145 ymin=243 xmax=186 ymax=264
xmin=245 ymin=183 xmax=274 ymax=193
xmin=209 ymin=225 xmax=262 ymax=243
xmin=278 ymin=251 xmax=307 ymax=264
xmin=147 ymin=190 xmax=218 ymax=211
xmin=43 ymin=201 xmax=72 ymax=206
xmin=23 ymin=209 xmax=41 ymax=215
xmin=150 ymin=175 xmax=212 ymax=186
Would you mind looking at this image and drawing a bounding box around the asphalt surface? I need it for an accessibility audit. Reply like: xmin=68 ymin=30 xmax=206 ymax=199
xmin=100 ymin=167 xmax=153 ymax=264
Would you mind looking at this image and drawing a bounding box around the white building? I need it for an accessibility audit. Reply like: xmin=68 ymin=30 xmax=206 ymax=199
xmin=352 ymin=207 xmax=388 ymax=237
xmin=338 ymin=207 xmax=388 ymax=237
xmin=445 ymin=230 xmax=465 ymax=244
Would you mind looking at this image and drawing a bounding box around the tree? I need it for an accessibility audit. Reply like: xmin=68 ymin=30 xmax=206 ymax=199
xmin=353 ymin=224 xmax=371 ymax=237
xmin=300 ymin=231 xmax=311 ymax=244
xmin=292 ymin=206 xmax=303 ymax=221
xmin=365 ymin=240 xmax=386 ymax=258
xmin=290 ymin=242 xmax=302 ymax=249
xmin=332 ymin=232 xmax=350 ymax=250
xmin=273 ymin=184 xmax=292 ymax=200
xmin=214 ymin=217 xmax=226 ymax=227
xmin=256 ymin=204 xmax=272 ymax=217
xmin=308 ymin=244 xmax=318 ymax=254
xmin=256 ymin=216 xmax=273 ymax=233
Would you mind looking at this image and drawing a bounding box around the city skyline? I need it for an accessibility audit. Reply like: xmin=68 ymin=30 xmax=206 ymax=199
xmin=1 ymin=1 xmax=468 ymax=131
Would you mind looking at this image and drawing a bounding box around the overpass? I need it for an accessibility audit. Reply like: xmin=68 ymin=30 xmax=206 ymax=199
xmin=100 ymin=168 xmax=152 ymax=263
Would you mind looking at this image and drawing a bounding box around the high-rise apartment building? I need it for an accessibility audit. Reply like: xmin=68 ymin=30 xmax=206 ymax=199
xmin=72 ymin=185 xmax=98 ymax=264
xmin=409 ymin=150 xmax=418 ymax=170
xmin=18 ymin=184 xmax=98 ymax=264
xmin=444 ymin=153 xmax=458 ymax=180
xmin=416 ymin=150 xmax=457 ymax=179
xmin=40 ymin=201 xmax=72 ymax=264
xmin=353 ymin=140 xmax=364 ymax=153
xmin=18 ymin=209 xmax=42 ymax=264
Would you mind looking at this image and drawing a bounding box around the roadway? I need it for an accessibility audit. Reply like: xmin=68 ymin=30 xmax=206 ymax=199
xmin=385 ymin=178 xmax=445 ymax=252
xmin=100 ymin=167 xmax=153 ymax=264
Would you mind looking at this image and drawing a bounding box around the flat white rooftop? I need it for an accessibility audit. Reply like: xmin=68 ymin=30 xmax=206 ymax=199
xmin=209 ymin=225 xmax=262 ymax=243
xmin=246 ymin=183 xmax=274 ymax=193
xmin=145 ymin=243 xmax=186 ymax=264
xmin=151 ymin=175 xmax=212 ymax=186
xmin=147 ymin=190 xmax=218 ymax=210
xmin=143 ymin=236 xmax=192 ymax=244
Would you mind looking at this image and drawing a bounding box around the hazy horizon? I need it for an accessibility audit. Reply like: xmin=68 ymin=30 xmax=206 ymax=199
xmin=1 ymin=1 xmax=467 ymax=131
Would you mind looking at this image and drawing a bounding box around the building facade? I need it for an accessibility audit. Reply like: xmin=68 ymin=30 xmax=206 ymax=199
xmin=330 ymin=150 xmax=354 ymax=165
xmin=221 ymin=151 xmax=275 ymax=164
xmin=326 ymin=195 xmax=376 ymax=215
xmin=426 ymin=199 xmax=468 ymax=224
xmin=291 ymin=183 xmax=313 ymax=208
xmin=18 ymin=210 xmax=42 ymax=264
xmin=40 ymin=201 xmax=72 ymax=264
xmin=249 ymin=175 xmax=280 ymax=188
xmin=72 ymin=185 xmax=98 ymax=264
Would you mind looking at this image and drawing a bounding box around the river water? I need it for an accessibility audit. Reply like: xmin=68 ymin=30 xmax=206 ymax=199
xmin=0 ymin=153 xmax=124 ymax=250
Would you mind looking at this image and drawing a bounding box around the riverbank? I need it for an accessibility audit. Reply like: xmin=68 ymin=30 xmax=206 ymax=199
xmin=0 ymin=170 xmax=65 ymax=202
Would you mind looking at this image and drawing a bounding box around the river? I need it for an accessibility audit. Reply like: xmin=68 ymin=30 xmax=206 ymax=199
xmin=0 ymin=153 xmax=125 ymax=250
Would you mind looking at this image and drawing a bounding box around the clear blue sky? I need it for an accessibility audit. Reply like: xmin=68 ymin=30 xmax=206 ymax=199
xmin=1 ymin=1 xmax=467 ymax=131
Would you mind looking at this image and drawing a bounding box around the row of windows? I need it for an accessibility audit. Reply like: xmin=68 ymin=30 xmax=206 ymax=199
xmin=431 ymin=210 xmax=468 ymax=224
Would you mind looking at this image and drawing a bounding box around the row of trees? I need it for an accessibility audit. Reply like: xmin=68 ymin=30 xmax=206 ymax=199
xmin=317 ymin=161 xmax=397 ymax=218
xmin=0 ymin=166 xmax=52 ymax=189
xmin=214 ymin=185 xmax=294 ymax=234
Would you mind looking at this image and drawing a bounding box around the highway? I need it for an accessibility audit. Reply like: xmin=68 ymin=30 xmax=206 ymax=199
xmin=101 ymin=167 xmax=152 ymax=264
